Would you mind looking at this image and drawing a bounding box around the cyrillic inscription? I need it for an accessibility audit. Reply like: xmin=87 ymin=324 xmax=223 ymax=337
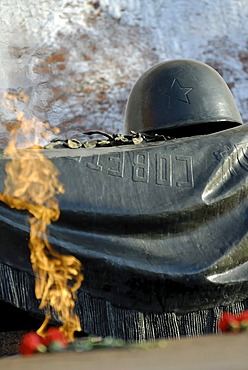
xmin=86 ymin=151 xmax=194 ymax=188
xmin=86 ymin=155 xmax=102 ymax=171
xmin=107 ymin=152 xmax=124 ymax=177
xmin=132 ymin=152 xmax=150 ymax=183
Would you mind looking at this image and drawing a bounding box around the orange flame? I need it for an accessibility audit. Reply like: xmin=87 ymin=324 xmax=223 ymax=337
xmin=0 ymin=92 xmax=83 ymax=342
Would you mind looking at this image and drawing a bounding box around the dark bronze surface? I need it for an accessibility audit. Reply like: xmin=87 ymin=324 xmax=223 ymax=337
xmin=124 ymin=59 xmax=243 ymax=135
xmin=1 ymin=124 xmax=248 ymax=316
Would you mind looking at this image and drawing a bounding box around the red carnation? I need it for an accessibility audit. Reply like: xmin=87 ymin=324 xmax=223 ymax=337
xmin=237 ymin=310 xmax=248 ymax=331
xmin=43 ymin=327 xmax=68 ymax=350
xmin=218 ymin=312 xmax=240 ymax=333
xmin=19 ymin=332 xmax=47 ymax=356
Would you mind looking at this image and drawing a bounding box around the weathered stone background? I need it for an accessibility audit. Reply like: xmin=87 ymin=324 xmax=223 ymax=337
xmin=0 ymin=0 xmax=247 ymax=147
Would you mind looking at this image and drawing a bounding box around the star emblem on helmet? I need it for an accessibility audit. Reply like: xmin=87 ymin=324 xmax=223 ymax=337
xmin=163 ymin=79 xmax=193 ymax=105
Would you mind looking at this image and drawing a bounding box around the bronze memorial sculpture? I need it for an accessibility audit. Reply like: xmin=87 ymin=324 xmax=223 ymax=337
xmin=1 ymin=58 xmax=248 ymax=341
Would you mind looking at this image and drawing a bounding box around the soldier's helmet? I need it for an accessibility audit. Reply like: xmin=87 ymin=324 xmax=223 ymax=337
xmin=124 ymin=59 xmax=243 ymax=137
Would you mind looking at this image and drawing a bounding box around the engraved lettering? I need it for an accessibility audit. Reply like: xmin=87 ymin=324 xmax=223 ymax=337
xmin=174 ymin=155 xmax=194 ymax=188
xmin=133 ymin=152 xmax=149 ymax=183
xmin=156 ymin=154 xmax=172 ymax=186
xmin=85 ymin=150 xmax=195 ymax=188
xmin=107 ymin=152 xmax=125 ymax=177
xmin=86 ymin=155 xmax=103 ymax=171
